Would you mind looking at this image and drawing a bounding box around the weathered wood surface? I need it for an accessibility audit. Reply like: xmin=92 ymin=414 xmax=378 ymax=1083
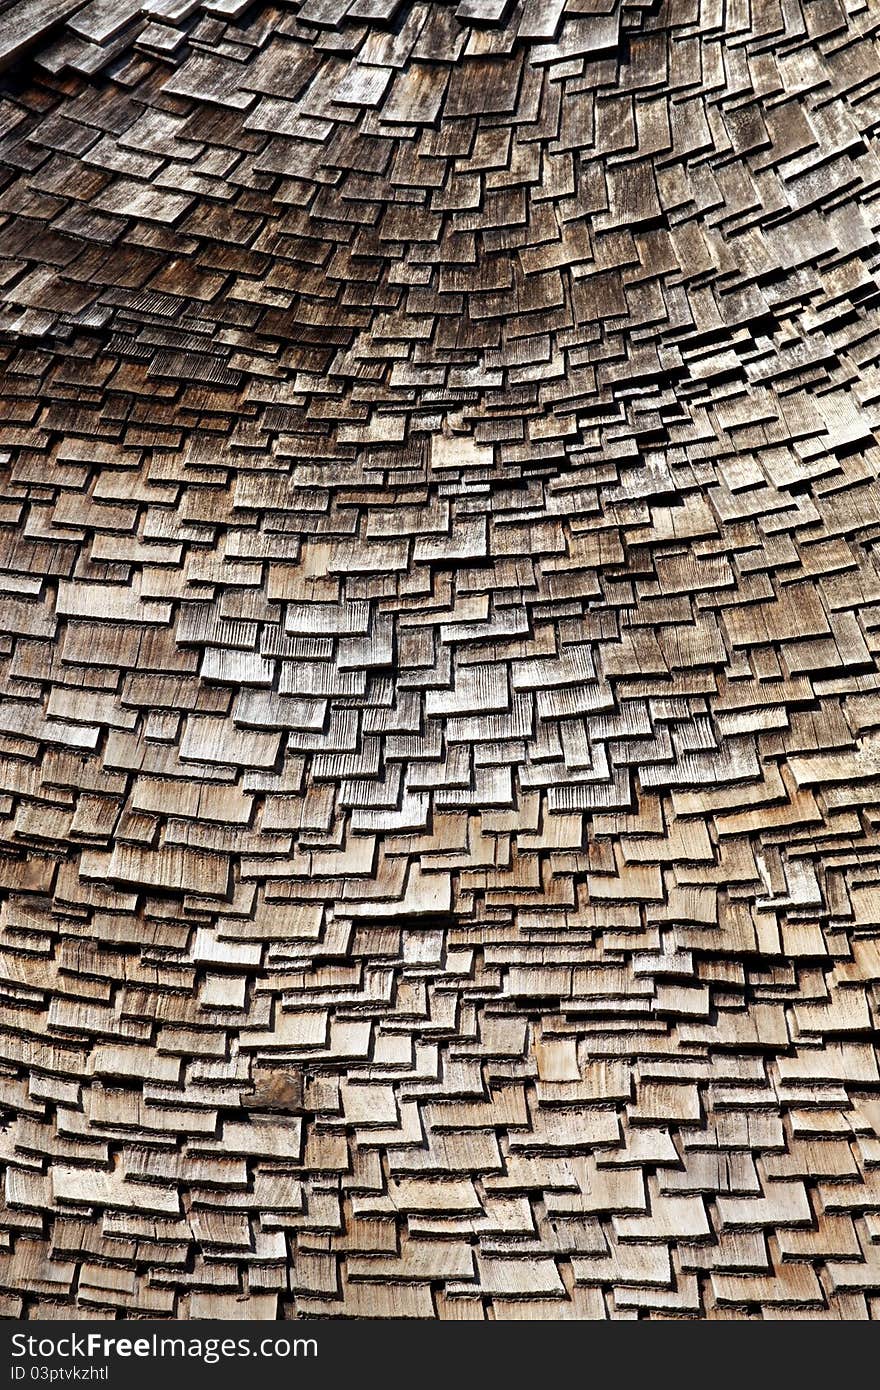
xmin=0 ymin=0 xmax=878 ymax=1321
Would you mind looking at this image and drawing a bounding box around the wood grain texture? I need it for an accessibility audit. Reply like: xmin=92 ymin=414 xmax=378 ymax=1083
xmin=0 ymin=0 xmax=878 ymax=1321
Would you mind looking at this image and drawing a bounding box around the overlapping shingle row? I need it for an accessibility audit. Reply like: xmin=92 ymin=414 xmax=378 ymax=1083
xmin=0 ymin=0 xmax=880 ymax=1319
